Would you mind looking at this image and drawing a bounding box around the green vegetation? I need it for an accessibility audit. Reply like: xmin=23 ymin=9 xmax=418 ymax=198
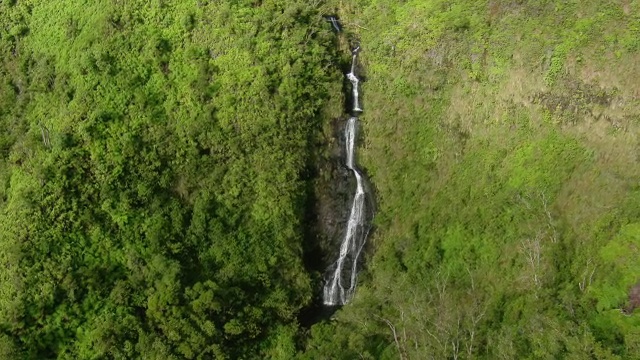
xmin=1 ymin=0 xmax=639 ymax=359
xmin=301 ymin=1 xmax=640 ymax=359
xmin=0 ymin=1 xmax=340 ymax=358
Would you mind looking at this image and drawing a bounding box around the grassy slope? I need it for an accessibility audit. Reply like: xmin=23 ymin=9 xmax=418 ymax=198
xmin=304 ymin=1 xmax=640 ymax=359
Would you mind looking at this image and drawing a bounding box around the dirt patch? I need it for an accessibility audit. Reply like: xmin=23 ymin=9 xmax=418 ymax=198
xmin=530 ymin=78 xmax=617 ymax=125
xmin=624 ymin=281 xmax=640 ymax=314
xmin=622 ymin=0 xmax=631 ymax=15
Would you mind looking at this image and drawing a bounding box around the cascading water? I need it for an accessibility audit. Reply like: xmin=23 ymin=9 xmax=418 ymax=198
xmin=323 ymin=117 xmax=368 ymax=305
xmin=347 ymin=46 xmax=362 ymax=113
xmin=326 ymin=16 xmax=341 ymax=32
xmin=323 ymin=23 xmax=372 ymax=306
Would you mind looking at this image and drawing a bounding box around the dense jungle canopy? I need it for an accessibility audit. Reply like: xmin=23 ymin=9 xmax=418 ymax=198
xmin=0 ymin=0 xmax=639 ymax=359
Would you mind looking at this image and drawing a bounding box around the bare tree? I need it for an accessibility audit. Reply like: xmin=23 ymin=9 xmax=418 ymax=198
xmin=540 ymin=192 xmax=557 ymax=243
xmin=520 ymin=232 xmax=544 ymax=289
xmin=435 ymin=270 xmax=449 ymax=301
xmin=451 ymin=315 xmax=461 ymax=360
xmin=578 ymin=259 xmax=596 ymax=292
xmin=40 ymin=124 xmax=51 ymax=148
xmin=465 ymin=303 xmax=486 ymax=358
xmin=464 ymin=267 xmax=486 ymax=359
xmin=375 ymin=314 xmax=406 ymax=360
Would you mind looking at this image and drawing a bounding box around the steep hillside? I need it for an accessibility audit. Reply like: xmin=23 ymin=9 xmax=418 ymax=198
xmin=0 ymin=1 xmax=340 ymax=358
xmin=1 ymin=1 xmax=639 ymax=359
xmin=302 ymin=1 xmax=640 ymax=359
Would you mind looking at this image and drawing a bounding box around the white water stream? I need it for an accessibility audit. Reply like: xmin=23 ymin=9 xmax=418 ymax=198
xmin=326 ymin=16 xmax=341 ymax=32
xmin=323 ymin=44 xmax=370 ymax=306
xmin=347 ymin=46 xmax=362 ymax=113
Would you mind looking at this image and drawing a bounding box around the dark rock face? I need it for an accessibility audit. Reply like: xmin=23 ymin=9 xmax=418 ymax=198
xmin=299 ymin=17 xmax=375 ymax=323
xmin=313 ymin=116 xmax=356 ymax=267
xmin=299 ymin=116 xmax=353 ymax=326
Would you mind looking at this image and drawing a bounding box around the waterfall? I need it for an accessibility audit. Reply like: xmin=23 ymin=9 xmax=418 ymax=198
xmin=323 ymin=26 xmax=372 ymax=306
xmin=323 ymin=117 xmax=368 ymax=305
xmin=347 ymin=47 xmax=362 ymax=113
xmin=326 ymin=16 xmax=342 ymax=32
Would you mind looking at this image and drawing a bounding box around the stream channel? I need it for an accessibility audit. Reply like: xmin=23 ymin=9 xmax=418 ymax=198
xmin=322 ymin=17 xmax=373 ymax=307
